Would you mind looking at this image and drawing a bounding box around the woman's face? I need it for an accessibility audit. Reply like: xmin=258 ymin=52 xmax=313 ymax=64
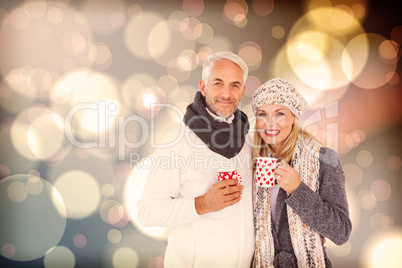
xmin=256 ymin=103 xmax=295 ymax=153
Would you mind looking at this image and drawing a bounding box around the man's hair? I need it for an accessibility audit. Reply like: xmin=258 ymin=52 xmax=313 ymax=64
xmin=202 ymin=51 xmax=248 ymax=84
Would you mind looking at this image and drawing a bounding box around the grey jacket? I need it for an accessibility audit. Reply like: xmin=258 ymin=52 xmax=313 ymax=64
xmin=271 ymin=147 xmax=352 ymax=267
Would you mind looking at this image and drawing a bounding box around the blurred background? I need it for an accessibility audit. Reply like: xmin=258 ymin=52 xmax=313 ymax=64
xmin=0 ymin=0 xmax=401 ymax=267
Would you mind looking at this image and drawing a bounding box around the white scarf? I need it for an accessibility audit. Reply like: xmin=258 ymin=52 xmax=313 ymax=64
xmin=253 ymin=136 xmax=325 ymax=267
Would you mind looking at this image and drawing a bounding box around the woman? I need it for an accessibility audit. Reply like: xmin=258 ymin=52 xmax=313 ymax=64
xmin=251 ymin=78 xmax=351 ymax=267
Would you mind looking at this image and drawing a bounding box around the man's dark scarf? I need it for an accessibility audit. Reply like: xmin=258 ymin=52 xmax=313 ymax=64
xmin=183 ymin=92 xmax=249 ymax=159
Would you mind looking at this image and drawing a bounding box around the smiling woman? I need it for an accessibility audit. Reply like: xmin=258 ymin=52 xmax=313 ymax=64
xmin=251 ymin=78 xmax=352 ymax=267
xmin=255 ymin=104 xmax=295 ymax=157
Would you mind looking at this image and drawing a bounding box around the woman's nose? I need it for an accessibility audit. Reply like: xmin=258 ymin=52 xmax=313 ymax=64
xmin=266 ymin=115 xmax=276 ymax=127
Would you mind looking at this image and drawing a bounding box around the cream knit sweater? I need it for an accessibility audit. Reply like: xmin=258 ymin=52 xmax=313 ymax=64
xmin=138 ymin=125 xmax=255 ymax=268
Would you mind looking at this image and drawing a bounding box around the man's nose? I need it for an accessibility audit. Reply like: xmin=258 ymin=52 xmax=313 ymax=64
xmin=221 ymin=85 xmax=230 ymax=97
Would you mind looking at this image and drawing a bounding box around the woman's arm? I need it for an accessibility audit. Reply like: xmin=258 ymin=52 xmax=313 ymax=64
xmin=285 ymin=147 xmax=352 ymax=245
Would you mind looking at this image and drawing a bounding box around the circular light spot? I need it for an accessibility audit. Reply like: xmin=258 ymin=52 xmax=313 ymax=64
xmin=107 ymin=229 xmax=122 ymax=244
xmin=362 ymin=230 xmax=402 ymax=268
xmin=54 ymin=170 xmax=101 ymax=219
xmin=24 ymin=0 xmax=47 ymax=19
xmin=100 ymin=200 xmax=120 ymax=224
xmin=127 ymin=4 xmax=142 ymax=19
xmin=387 ymin=156 xmax=401 ymax=171
xmin=238 ymin=41 xmax=262 ymax=71
xmin=82 ymin=0 xmax=127 ymax=34
xmin=110 ymin=12 xmax=126 ymax=28
xmin=44 ymin=246 xmax=75 ymax=268
xmin=47 ymin=7 xmax=64 ymax=24
xmin=11 ymin=104 xmax=66 ymax=161
xmin=112 ymin=247 xmax=139 ymax=268
xmin=73 ymin=234 xmax=87 ymax=248
xmin=370 ymin=180 xmax=391 ymax=202
xmin=124 ymin=12 xmax=165 ymax=60
xmin=0 ymin=174 xmax=67 ymax=261
xmin=88 ymin=43 xmax=112 ymax=69
xmin=343 ymin=164 xmax=363 ymax=187
xmin=354 ymin=129 xmax=366 ymax=143
xmin=346 ymin=33 xmax=398 ymax=89
xmin=149 ymin=20 xmax=172 ymax=59
xmin=195 ymin=23 xmax=214 ymax=44
xmin=102 ymin=184 xmax=115 ymax=197
xmin=180 ymin=17 xmax=202 ymax=41
xmin=272 ymin=25 xmax=285 ymax=39
xmin=351 ymin=3 xmax=366 ymax=20
xmin=9 ymin=7 xmax=31 ymax=30
xmin=26 ymin=175 xmax=44 ymax=195
xmin=7 ymin=181 xmax=28 ymax=203
xmin=386 ymin=71 xmax=399 ymax=85
xmin=0 ymin=164 xmax=10 ymax=179
xmin=4 ymin=67 xmax=37 ymax=101
xmin=124 ymin=158 xmax=169 ymax=240
xmin=253 ymin=0 xmax=274 ymax=16
xmin=359 ymin=190 xmax=377 ymax=210
xmin=223 ymin=1 xmax=248 ymax=26
xmin=370 ymin=213 xmax=393 ymax=232
xmin=356 ymin=150 xmax=373 ymax=167
xmin=0 ymin=8 xmax=9 ymax=26
xmin=2 ymin=243 xmax=16 ymax=258
xmin=378 ymin=40 xmax=399 ymax=63
xmin=244 ymin=76 xmax=261 ymax=97
xmin=108 ymin=204 xmax=130 ymax=228
xmin=157 ymin=75 xmax=179 ymax=98
xmin=183 ymin=0 xmax=204 ymax=17
xmin=27 ymin=112 xmax=65 ymax=161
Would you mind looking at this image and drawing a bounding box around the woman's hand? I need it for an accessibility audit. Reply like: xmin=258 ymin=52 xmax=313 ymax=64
xmin=275 ymin=159 xmax=301 ymax=194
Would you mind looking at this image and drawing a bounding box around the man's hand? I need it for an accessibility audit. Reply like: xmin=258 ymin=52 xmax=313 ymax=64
xmin=195 ymin=179 xmax=243 ymax=215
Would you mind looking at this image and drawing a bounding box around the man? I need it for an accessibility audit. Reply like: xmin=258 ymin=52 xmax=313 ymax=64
xmin=138 ymin=51 xmax=254 ymax=267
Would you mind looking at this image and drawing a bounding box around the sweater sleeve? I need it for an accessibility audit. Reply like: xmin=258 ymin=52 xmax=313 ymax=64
xmin=137 ymin=134 xmax=201 ymax=228
xmin=285 ymin=147 xmax=352 ymax=245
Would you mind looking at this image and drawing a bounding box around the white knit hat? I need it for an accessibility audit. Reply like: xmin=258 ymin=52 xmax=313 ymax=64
xmin=251 ymin=78 xmax=308 ymax=118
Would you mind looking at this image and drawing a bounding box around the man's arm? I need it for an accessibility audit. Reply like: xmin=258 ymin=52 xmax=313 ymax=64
xmin=195 ymin=180 xmax=243 ymax=215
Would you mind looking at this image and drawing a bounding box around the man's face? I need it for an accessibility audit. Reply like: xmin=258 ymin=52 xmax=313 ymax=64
xmin=200 ymin=59 xmax=246 ymax=118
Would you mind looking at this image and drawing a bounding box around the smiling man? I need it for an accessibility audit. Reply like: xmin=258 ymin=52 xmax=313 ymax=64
xmin=138 ymin=51 xmax=254 ymax=268
xmin=200 ymin=58 xmax=245 ymax=119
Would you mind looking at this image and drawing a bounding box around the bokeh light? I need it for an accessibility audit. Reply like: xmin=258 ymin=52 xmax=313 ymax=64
xmin=112 ymin=247 xmax=139 ymax=268
xmin=344 ymin=163 xmax=363 ymax=187
xmin=124 ymin=158 xmax=169 ymax=240
xmin=0 ymin=174 xmax=67 ymax=261
xmin=0 ymin=0 xmax=401 ymax=267
xmin=53 ymin=170 xmax=101 ymax=219
xmin=370 ymin=180 xmax=391 ymax=202
xmin=361 ymin=229 xmax=402 ymax=268
xmin=44 ymin=246 xmax=75 ymax=268
xmin=356 ymin=150 xmax=373 ymax=168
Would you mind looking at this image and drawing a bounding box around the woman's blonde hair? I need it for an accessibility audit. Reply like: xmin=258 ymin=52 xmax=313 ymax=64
xmin=252 ymin=117 xmax=321 ymax=171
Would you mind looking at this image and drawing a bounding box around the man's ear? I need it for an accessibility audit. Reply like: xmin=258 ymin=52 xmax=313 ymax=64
xmin=241 ymin=84 xmax=246 ymax=97
xmin=199 ymin=80 xmax=207 ymax=97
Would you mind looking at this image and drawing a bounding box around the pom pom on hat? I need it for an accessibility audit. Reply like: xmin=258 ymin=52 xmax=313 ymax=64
xmin=251 ymin=78 xmax=308 ymax=118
